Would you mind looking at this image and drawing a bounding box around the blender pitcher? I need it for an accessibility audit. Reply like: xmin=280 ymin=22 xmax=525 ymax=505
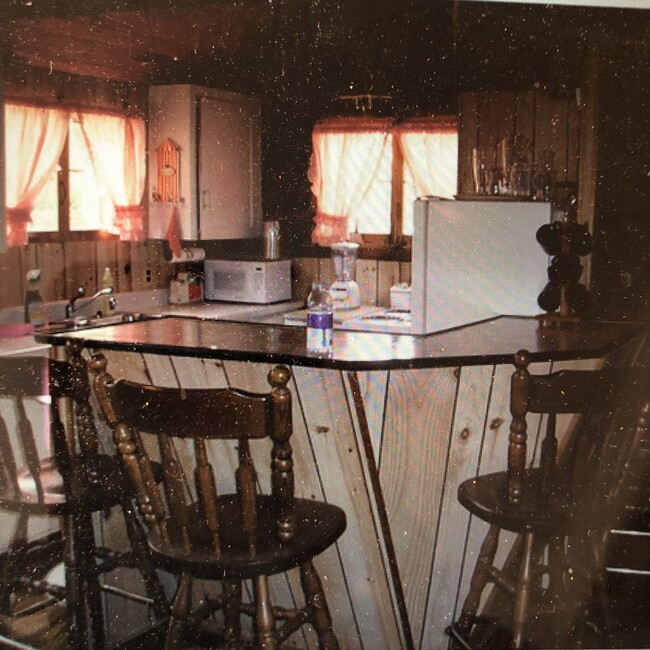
xmin=330 ymin=242 xmax=361 ymax=310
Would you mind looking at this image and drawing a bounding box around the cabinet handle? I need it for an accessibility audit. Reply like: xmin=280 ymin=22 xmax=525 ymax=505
xmin=202 ymin=190 xmax=208 ymax=209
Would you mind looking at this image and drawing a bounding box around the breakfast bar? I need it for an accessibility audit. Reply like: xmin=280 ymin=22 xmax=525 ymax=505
xmin=36 ymin=316 xmax=645 ymax=650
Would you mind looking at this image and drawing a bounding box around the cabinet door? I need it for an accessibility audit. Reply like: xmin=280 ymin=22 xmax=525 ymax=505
xmin=198 ymin=96 xmax=262 ymax=240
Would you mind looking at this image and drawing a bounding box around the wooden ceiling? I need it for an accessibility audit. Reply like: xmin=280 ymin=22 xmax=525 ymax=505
xmin=2 ymin=0 xmax=650 ymax=97
xmin=2 ymin=1 xmax=273 ymax=82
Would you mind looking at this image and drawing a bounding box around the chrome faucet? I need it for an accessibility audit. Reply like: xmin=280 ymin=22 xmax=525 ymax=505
xmin=65 ymin=286 xmax=115 ymax=319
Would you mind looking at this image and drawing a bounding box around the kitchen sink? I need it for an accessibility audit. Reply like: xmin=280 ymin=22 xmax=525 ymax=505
xmin=39 ymin=312 xmax=162 ymax=334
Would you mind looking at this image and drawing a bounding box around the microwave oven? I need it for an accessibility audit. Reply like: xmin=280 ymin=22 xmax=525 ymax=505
xmin=204 ymin=259 xmax=292 ymax=304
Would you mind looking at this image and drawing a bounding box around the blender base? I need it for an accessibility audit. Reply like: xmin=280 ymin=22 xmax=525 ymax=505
xmin=330 ymin=280 xmax=361 ymax=310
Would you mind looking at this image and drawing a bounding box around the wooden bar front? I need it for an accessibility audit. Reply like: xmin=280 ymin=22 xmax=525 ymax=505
xmin=37 ymin=317 xmax=646 ymax=649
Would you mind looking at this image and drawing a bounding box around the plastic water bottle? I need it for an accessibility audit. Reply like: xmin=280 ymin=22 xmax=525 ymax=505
xmin=306 ymin=282 xmax=334 ymax=356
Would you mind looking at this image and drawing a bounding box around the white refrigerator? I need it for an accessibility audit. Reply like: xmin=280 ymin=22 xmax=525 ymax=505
xmin=410 ymin=198 xmax=551 ymax=334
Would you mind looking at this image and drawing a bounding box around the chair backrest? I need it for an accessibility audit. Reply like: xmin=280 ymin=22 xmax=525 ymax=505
xmin=507 ymin=349 xmax=641 ymax=508
xmin=89 ymin=352 xmax=295 ymax=553
xmin=0 ymin=341 xmax=99 ymax=504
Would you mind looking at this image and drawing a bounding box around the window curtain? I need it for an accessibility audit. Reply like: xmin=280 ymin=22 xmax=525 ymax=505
xmin=77 ymin=112 xmax=146 ymax=241
xmin=309 ymin=119 xmax=392 ymax=246
xmin=397 ymin=117 xmax=458 ymax=199
xmin=4 ymin=102 xmax=69 ymax=247
xmin=396 ymin=117 xmax=458 ymax=235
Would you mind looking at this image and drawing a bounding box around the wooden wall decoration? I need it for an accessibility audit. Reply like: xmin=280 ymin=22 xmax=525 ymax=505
xmin=154 ymin=138 xmax=180 ymax=204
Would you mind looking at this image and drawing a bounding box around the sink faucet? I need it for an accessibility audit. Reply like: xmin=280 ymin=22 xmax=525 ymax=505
xmin=65 ymin=286 xmax=115 ymax=319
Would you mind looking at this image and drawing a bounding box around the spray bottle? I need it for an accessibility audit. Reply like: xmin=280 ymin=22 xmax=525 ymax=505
xmin=24 ymin=269 xmax=46 ymax=327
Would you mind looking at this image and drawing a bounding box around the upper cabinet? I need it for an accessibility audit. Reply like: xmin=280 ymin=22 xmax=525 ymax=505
xmin=148 ymin=84 xmax=262 ymax=241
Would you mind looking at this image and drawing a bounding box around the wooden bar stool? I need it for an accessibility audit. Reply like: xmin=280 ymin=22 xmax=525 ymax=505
xmin=448 ymin=349 xmax=645 ymax=650
xmin=0 ymin=342 xmax=168 ymax=649
xmin=90 ymin=353 xmax=347 ymax=650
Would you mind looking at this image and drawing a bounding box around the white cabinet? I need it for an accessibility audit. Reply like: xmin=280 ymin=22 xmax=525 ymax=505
xmin=148 ymin=84 xmax=262 ymax=241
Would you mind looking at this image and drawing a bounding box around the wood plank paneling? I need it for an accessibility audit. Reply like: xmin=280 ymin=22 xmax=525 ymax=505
xmin=318 ymin=256 xmax=336 ymax=287
xmin=35 ymin=243 xmax=65 ymax=301
xmin=420 ymin=363 xmax=494 ymax=649
xmin=566 ymin=100 xmax=580 ymax=183
xmin=514 ymin=90 xmax=536 ymax=152
xmin=535 ymin=88 xmax=567 ymax=182
xmin=64 ymin=346 xmax=636 ymax=650
xmin=380 ymin=367 xmax=459 ymax=644
xmin=95 ymin=240 xmax=118 ymax=290
xmin=19 ymin=246 xmax=38 ymax=300
xmin=459 ymin=88 xmax=583 ymax=206
xmin=377 ymin=261 xmax=400 ymax=307
xmin=399 ymin=262 xmax=412 ymax=285
xmin=356 ymin=259 xmax=378 ymax=306
xmin=457 ymin=93 xmax=479 ymax=196
xmin=291 ymin=257 xmax=319 ymax=303
xmin=294 ymin=366 xmax=402 ymax=649
xmin=0 ymin=248 xmax=26 ymax=308
xmin=478 ymin=91 xmax=516 ymax=175
xmin=63 ymin=241 xmax=97 ymax=300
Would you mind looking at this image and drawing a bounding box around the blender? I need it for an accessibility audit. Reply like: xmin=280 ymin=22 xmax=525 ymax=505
xmin=329 ymin=241 xmax=361 ymax=310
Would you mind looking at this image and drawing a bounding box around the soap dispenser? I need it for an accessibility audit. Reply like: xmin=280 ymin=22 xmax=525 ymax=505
xmin=100 ymin=267 xmax=116 ymax=316
xmin=24 ymin=269 xmax=46 ymax=327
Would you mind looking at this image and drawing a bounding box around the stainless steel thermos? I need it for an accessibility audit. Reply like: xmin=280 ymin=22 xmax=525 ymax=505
xmin=263 ymin=220 xmax=281 ymax=260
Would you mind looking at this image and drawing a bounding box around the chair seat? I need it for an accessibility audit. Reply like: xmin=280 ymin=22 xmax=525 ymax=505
xmin=148 ymin=495 xmax=347 ymax=580
xmin=458 ymin=468 xmax=573 ymax=535
xmin=0 ymin=455 xmax=156 ymax=514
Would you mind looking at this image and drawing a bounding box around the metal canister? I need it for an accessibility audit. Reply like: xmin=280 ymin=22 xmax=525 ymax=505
xmin=263 ymin=220 xmax=281 ymax=259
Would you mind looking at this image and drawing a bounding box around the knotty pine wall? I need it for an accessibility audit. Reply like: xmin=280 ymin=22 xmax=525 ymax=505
xmin=1 ymin=63 xmax=596 ymax=312
xmin=291 ymin=257 xmax=412 ymax=307
xmin=457 ymin=87 xmax=582 ymax=196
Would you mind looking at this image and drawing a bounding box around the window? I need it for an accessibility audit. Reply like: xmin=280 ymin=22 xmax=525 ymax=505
xmin=30 ymin=117 xmax=115 ymax=237
xmin=4 ymin=101 xmax=146 ymax=247
xmin=309 ymin=116 xmax=458 ymax=248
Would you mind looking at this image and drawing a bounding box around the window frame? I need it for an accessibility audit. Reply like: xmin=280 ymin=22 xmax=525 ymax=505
xmin=5 ymin=98 xmax=144 ymax=245
xmin=311 ymin=116 xmax=458 ymax=257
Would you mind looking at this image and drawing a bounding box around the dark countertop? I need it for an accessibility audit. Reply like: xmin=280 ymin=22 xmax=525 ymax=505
xmin=35 ymin=315 xmax=645 ymax=371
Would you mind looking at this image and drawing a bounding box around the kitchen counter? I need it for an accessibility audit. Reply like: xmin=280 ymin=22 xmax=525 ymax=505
xmin=35 ymin=314 xmax=644 ymax=371
xmin=38 ymin=315 xmax=647 ymax=650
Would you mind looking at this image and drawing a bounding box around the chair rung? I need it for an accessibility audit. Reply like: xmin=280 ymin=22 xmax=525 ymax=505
xmin=99 ymin=583 xmax=155 ymax=605
xmin=487 ymin=566 xmax=515 ymax=597
xmin=276 ymin=608 xmax=309 ymax=643
xmin=0 ymin=633 xmax=39 ymax=650
xmin=92 ymin=551 xmax=137 ymax=575
xmin=446 ymin=624 xmax=474 ymax=650
xmin=15 ymin=576 xmax=66 ymax=602
xmin=606 ymin=567 xmax=650 ymax=577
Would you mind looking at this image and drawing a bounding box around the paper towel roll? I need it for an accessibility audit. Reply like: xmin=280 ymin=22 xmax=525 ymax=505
xmin=169 ymin=248 xmax=206 ymax=264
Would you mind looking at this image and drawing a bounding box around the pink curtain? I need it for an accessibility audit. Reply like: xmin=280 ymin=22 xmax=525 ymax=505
xmin=396 ymin=117 xmax=458 ymax=199
xmin=309 ymin=118 xmax=393 ymax=246
xmin=4 ymin=102 xmax=69 ymax=247
xmin=78 ymin=112 xmax=146 ymax=241
xmin=396 ymin=117 xmax=459 ymax=235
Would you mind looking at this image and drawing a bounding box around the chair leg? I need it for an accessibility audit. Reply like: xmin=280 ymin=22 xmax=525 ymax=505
xmin=254 ymin=574 xmax=276 ymax=650
xmin=120 ymin=499 xmax=169 ymax=619
xmin=456 ymin=523 xmax=501 ymax=637
xmin=64 ymin=511 xmax=89 ymax=650
xmin=0 ymin=511 xmax=29 ymax=615
xmin=223 ymin=579 xmax=242 ymax=649
xmin=76 ymin=510 xmax=107 ymax=649
xmin=511 ymin=532 xmax=536 ymax=650
xmin=300 ymin=560 xmax=339 ymax=650
xmin=547 ymin=535 xmax=565 ymax=604
xmin=165 ymin=572 xmax=192 ymax=650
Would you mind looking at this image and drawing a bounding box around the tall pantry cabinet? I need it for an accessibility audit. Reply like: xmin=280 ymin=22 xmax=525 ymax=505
xmin=148 ymin=84 xmax=262 ymax=241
